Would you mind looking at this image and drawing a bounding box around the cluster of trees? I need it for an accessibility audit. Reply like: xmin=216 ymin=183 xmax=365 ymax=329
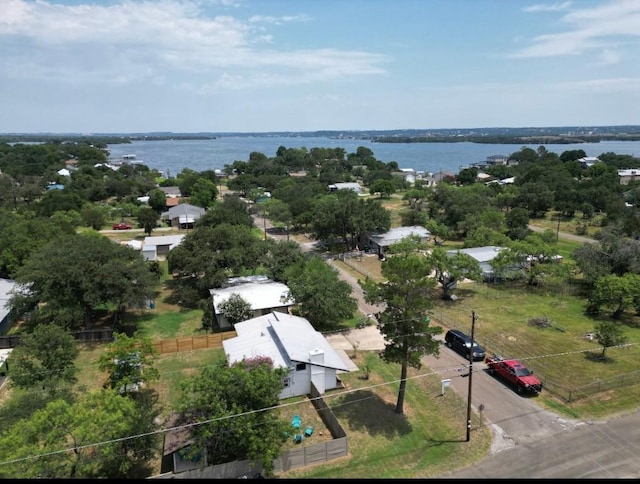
xmin=1 ymin=137 xmax=639 ymax=475
xmin=0 ymin=322 xmax=292 ymax=477
xmin=0 ymin=327 xmax=161 ymax=478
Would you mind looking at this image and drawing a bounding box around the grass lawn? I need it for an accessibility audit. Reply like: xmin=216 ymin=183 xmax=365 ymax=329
xmin=530 ymin=211 xmax=606 ymax=238
xmin=335 ymin=248 xmax=640 ymax=421
xmin=24 ymin=205 xmax=638 ymax=477
xmin=278 ymin=352 xmax=492 ymax=478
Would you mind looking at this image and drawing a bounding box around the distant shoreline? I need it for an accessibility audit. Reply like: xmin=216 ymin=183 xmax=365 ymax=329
xmin=2 ymin=125 xmax=640 ymax=146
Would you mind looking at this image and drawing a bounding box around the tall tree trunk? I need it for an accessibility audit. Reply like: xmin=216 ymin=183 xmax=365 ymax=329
xmin=395 ymin=360 xmax=408 ymax=414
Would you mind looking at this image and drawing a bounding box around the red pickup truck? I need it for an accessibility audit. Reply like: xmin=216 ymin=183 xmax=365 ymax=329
xmin=112 ymin=222 xmax=133 ymax=230
xmin=485 ymin=354 xmax=543 ymax=395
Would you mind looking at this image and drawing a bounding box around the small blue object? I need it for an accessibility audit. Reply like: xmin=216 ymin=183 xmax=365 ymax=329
xmin=304 ymin=426 xmax=314 ymax=437
xmin=293 ymin=434 xmax=302 ymax=444
xmin=292 ymin=415 xmax=301 ymax=429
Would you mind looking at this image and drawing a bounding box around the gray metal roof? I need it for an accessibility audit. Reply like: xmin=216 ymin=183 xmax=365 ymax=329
xmin=369 ymin=225 xmax=430 ymax=247
xmin=223 ymin=312 xmax=350 ymax=371
xmin=447 ymin=246 xmax=505 ymax=263
xmin=143 ymin=234 xmax=185 ymax=248
xmin=161 ymin=203 xmax=205 ymax=219
xmin=0 ymin=279 xmax=16 ymax=324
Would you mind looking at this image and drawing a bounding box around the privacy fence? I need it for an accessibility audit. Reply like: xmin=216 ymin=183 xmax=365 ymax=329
xmin=150 ymin=381 xmax=349 ymax=479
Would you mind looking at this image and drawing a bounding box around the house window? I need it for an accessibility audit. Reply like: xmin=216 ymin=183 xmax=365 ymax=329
xmin=282 ymin=377 xmax=291 ymax=388
xmin=296 ymin=363 xmax=306 ymax=371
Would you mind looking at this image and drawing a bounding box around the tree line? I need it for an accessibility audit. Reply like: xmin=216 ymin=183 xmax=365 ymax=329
xmin=0 ymin=139 xmax=639 ymax=477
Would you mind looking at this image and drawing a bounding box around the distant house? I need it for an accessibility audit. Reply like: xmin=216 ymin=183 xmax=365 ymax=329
xmin=328 ymin=182 xmax=363 ymax=194
xmin=159 ymin=186 xmax=182 ymax=198
xmin=0 ymin=279 xmax=17 ymax=335
xmin=485 ymin=155 xmax=509 ymax=165
xmin=618 ymin=169 xmax=640 ymax=185
xmin=428 ymin=171 xmax=456 ymax=186
xmin=209 ymin=276 xmax=295 ymax=329
xmin=161 ymin=203 xmax=206 ymax=229
xmin=142 ymin=234 xmax=185 ymax=261
xmin=364 ymin=225 xmax=431 ymax=258
xmin=578 ymin=156 xmax=601 ymax=168
xmin=446 ymin=246 xmax=506 ymax=282
xmin=158 ymin=186 xmax=182 ymax=208
xmin=223 ymin=311 xmax=351 ymax=399
xmin=396 ymin=168 xmax=417 ymax=185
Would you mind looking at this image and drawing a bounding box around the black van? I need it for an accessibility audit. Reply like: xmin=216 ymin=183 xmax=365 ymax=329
xmin=444 ymin=329 xmax=486 ymax=361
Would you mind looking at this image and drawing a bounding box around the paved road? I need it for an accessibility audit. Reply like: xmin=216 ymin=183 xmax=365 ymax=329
xmin=254 ymin=213 xmax=639 ymax=478
xmin=528 ymin=224 xmax=597 ymax=244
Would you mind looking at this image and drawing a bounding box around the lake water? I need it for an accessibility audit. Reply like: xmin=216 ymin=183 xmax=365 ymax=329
xmin=107 ymin=136 xmax=640 ymax=177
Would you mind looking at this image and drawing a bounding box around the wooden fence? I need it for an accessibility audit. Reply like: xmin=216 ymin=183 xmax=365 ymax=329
xmin=151 ymin=381 xmax=348 ymax=479
xmin=152 ymin=332 xmax=237 ymax=354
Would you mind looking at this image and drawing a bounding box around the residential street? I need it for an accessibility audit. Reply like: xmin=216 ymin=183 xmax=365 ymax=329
xmin=251 ymin=212 xmax=640 ymax=478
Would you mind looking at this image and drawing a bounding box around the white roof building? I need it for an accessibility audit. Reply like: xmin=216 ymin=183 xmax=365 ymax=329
xmin=0 ymin=279 xmax=17 ymax=332
xmin=328 ymin=182 xmax=363 ymax=193
xmin=223 ymin=311 xmax=350 ymax=398
xmin=210 ymin=275 xmax=295 ymax=329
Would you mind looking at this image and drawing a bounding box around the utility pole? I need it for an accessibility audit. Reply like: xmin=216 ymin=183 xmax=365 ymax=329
xmin=466 ymin=310 xmax=476 ymax=442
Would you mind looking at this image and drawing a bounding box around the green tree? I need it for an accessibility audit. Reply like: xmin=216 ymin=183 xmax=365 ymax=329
xmin=12 ymin=234 xmax=159 ymax=330
xmin=593 ymin=320 xmax=628 ymax=359
xmin=369 ymin=179 xmax=396 ymax=198
xmin=97 ymin=332 xmax=159 ymax=394
xmin=218 ymin=293 xmax=253 ymax=326
xmin=0 ymin=389 xmax=160 ymax=478
xmin=177 ymin=357 xmax=289 ymax=476
xmin=359 ymin=237 xmax=443 ymax=414
xmin=136 ymin=205 xmax=158 ymax=235
xmin=167 ymin=223 xmax=263 ymax=307
xmin=284 ymin=256 xmax=357 ymax=330
xmin=262 ymin=198 xmax=293 ymax=237
xmin=7 ymin=324 xmax=79 ymax=392
xmin=176 ymin=168 xmax=202 ymax=197
xmin=590 ymin=273 xmax=640 ymax=319
xmin=492 ymin=234 xmax=562 ymax=286
xmin=0 ymin=211 xmax=75 ymax=279
xmin=80 ymin=204 xmax=107 ymax=230
xmin=147 ymin=188 xmax=167 ymax=212
xmin=190 ymin=177 xmax=218 ymax=208
xmin=261 ymin=239 xmax=306 ymax=282
xmin=196 ymin=193 xmax=253 ymax=228
xmin=430 ymin=246 xmax=482 ymax=299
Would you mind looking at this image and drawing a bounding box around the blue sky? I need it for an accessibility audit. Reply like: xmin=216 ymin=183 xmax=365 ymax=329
xmin=1 ymin=0 xmax=639 ymax=133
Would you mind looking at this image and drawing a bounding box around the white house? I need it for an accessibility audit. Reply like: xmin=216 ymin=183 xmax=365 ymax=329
xmin=618 ymin=169 xmax=640 ymax=185
xmin=222 ymin=311 xmax=351 ymax=399
xmin=327 ymin=182 xmax=363 ymax=194
xmin=447 ymin=246 xmax=506 ymax=282
xmin=210 ymin=275 xmax=295 ymax=329
xmin=578 ymin=156 xmax=601 ymax=168
xmin=365 ymin=225 xmax=431 ymax=258
xmin=142 ymin=234 xmax=185 ymax=261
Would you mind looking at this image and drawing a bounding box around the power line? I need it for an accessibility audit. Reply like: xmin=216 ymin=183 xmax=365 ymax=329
xmin=1 ymin=342 xmax=631 ymax=468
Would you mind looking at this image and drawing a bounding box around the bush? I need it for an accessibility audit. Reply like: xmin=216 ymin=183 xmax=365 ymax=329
xmin=528 ymin=316 xmax=552 ymax=328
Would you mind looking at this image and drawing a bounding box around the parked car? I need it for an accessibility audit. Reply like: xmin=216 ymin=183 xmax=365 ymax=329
xmin=112 ymin=222 xmax=133 ymax=230
xmin=444 ymin=329 xmax=486 ymax=361
xmin=485 ymin=354 xmax=543 ymax=395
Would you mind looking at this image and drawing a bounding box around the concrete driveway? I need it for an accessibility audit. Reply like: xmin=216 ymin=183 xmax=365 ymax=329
xmin=325 ymin=325 xmax=386 ymax=372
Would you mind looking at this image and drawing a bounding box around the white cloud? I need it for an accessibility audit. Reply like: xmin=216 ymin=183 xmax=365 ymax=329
xmin=248 ymin=14 xmax=311 ymax=24
xmin=0 ymin=0 xmax=387 ymax=90
xmin=513 ymin=0 xmax=640 ymax=58
xmin=524 ymin=2 xmax=572 ymax=13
